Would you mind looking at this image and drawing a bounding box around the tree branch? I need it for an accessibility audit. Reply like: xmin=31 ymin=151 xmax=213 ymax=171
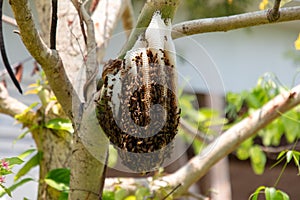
xmin=10 ymin=0 xmax=78 ymax=119
xmin=172 ymin=6 xmax=300 ymax=39
xmin=0 ymin=82 xmax=29 ymax=117
xmin=104 ymin=84 xmax=300 ymax=198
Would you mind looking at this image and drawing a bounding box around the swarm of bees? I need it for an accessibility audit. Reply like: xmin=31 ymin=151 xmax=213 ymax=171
xmin=96 ymin=11 xmax=180 ymax=173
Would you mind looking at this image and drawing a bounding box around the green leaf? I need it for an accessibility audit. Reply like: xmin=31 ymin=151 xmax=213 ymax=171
xmin=277 ymin=150 xmax=288 ymax=160
xmin=6 ymin=157 xmax=24 ymax=166
xmin=236 ymin=138 xmax=253 ymax=160
xmin=103 ymin=191 xmax=115 ymax=200
xmin=0 ymin=184 xmax=12 ymax=197
xmin=59 ymin=192 xmax=69 ymax=200
xmin=250 ymin=146 xmax=267 ymax=175
xmin=277 ymin=190 xmax=290 ymax=200
xmin=0 ymin=178 xmax=33 ymax=197
xmin=286 ymin=151 xmax=293 ymax=163
xmin=17 ymin=149 xmax=36 ymax=160
xmin=14 ymin=102 xmax=39 ymax=122
xmin=265 ymin=187 xmax=276 ymax=200
xmin=115 ymin=188 xmax=128 ymax=200
xmin=45 ymin=168 xmax=70 ymax=192
xmin=14 ymin=152 xmax=42 ymax=181
xmin=281 ymin=110 xmax=300 ymax=143
xmin=45 ymin=118 xmax=74 ymax=133
xmin=250 ymin=186 xmax=266 ymax=200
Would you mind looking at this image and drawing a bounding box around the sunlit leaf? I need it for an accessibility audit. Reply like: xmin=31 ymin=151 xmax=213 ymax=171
xmin=286 ymin=151 xmax=293 ymax=163
xmin=265 ymin=187 xmax=276 ymax=200
xmin=45 ymin=118 xmax=74 ymax=133
xmin=250 ymin=186 xmax=266 ymax=200
xmin=277 ymin=150 xmax=288 ymax=160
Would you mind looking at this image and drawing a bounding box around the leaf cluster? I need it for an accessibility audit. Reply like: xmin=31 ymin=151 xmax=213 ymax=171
xmin=226 ymin=74 xmax=300 ymax=174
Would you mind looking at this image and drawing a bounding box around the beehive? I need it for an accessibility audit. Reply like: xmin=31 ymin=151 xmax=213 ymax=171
xmin=96 ymin=11 xmax=180 ymax=172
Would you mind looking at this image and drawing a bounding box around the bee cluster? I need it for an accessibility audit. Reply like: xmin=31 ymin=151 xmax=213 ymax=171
xmin=96 ymin=11 xmax=180 ymax=172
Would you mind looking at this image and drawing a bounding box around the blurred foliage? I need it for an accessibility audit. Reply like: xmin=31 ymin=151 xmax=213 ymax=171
xmin=250 ymin=186 xmax=290 ymax=200
xmin=226 ymin=73 xmax=300 ymax=175
xmin=182 ymin=0 xmax=253 ymax=19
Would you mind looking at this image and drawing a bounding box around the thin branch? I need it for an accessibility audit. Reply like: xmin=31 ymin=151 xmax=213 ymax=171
xmin=172 ymin=6 xmax=300 ymax=39
xmin=10 ymin=0 xmax=78 ymax=119
xmin=260 ymin=143 xmax=300 ymax=154
xmin=104 ymin=84 xmax=300 ymax=198
xmin=267 ymin=0 xmax=281 ymax=22
xmin=80 ymin=2 xmax=97 ymax=102
xmin=72 ymin=0 xmax=88 ymax=46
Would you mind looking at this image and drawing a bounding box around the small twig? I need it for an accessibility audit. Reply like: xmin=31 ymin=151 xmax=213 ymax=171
xmin=80 ymin=1 xmax=98 ymax=102
xmin=267 ymin=0 xmax=281 ymax=22
xmin=162 ymin=183 xmax=182 ymax=200
xmin=260 ymin=143 xmax=300 ymax=154
xmin=72 ymin=0 xmax=88 ymax=46
xmin=50 ymin=0 xmax=58 ymax=49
